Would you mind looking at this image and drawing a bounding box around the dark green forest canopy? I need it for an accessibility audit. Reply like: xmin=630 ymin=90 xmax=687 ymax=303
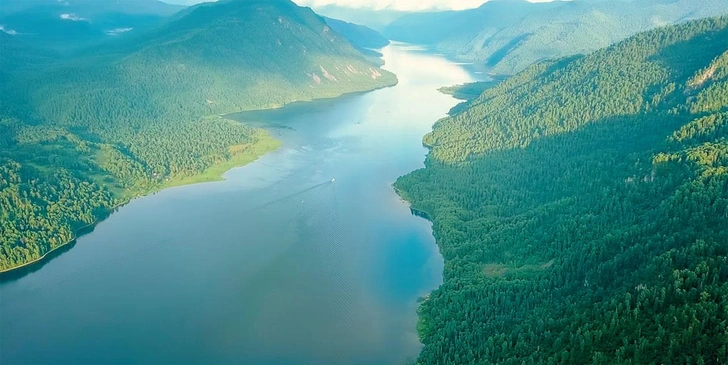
xmin=395 ymin=16 xmax=728 ymax=364
xmin=0 ymin=0 xmax=396 ymax=271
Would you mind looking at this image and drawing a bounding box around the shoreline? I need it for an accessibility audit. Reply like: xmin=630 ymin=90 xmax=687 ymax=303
xmin=228 ymin=79 xmax=399 ymax=115
xmin=391 ymin=84 xmax=468 ymax=354
xmin=0 ymin=79 xmax=398 ymax=277
xmin=0 ymin=130 xmax=280 ymax=277
xmin=0 ymin=221 xmax=95 ymax=275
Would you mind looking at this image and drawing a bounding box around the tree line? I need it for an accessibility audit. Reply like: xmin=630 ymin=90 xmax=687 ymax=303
xmin=395 ymin=16 xmax=728 ymax=364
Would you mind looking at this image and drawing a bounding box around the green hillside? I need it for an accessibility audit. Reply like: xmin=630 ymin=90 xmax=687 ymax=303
xmin=385 ymin=0 xmax=728 ymax=75
xmin=395 ymin=16 xmax=728 ymax=364
xmin=0 ymin=0 xmax=396 ymax=271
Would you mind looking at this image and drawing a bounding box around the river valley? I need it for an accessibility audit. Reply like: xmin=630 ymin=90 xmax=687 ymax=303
xmin=0 ymin=44 xmax=476 ymax=365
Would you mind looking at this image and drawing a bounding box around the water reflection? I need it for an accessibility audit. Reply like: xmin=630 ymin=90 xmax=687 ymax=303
xmin=0 ymin=44 xmax=476 ymax=365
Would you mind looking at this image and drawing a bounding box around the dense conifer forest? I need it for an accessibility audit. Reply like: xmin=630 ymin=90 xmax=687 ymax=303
xmin=395 ymin=16 xmax=728 ymax=364
xmin=0 ymin=0 xmax=396 ymax=271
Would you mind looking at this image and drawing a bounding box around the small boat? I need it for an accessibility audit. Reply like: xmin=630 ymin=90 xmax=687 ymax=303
xmin=331 ymin=178 xmax=336 ymax=183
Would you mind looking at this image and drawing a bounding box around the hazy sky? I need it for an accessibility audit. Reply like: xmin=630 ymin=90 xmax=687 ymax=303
xmin=161 ymin=0 xmax=558 ymax=11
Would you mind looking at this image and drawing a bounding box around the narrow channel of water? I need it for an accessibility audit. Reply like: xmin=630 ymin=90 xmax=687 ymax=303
xmin=0 ymin=44 xmax=476 ymax=365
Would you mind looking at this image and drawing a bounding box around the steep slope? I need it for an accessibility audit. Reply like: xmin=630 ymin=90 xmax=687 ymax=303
xmin=395 ymin=16 xmax=728 ymax=364
xmin=18 ymin=0 xmax=396 ymax=127
xmin=0 ymin=0 xmax=396 ymax=271
xmin=385 ymin=0 xmax=728 ymax=75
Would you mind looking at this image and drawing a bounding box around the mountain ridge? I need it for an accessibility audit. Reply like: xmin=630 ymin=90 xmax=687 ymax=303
xmin=0 ymin=0 xmax=396 ymax=271
xmin=395 ymin=14 xmax=728 ymax=364
xmin=384 ymin=0 xmax=728 ymax=74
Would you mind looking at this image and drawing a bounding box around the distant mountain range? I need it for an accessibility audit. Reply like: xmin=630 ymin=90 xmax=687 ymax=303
xmin=309 ymin=4 xmax=407 ymax=32
xmin=324 ymin=16 xmax=389 ymax=49
xmin=0 ymin=0 xmax=183 ymax=16
xmin=0 ymin=0 xmax=184 ymax=49
xmin=0 ymin=0 xmax=391 ymax=56
xmin=384 ymin=0 xmax=728 ymax=74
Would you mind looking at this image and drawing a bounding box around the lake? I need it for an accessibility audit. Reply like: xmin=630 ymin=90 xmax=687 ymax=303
xmin=0 ymin=44 xmax=476 ymax=365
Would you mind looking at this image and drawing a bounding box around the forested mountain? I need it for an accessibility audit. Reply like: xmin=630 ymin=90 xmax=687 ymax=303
xmin=324 ymin=16 xmax=390 ymax=49
xmin=385 ymin=0 xmax=728 ymax=75
xmin=0 ymin=0 xmax=396 ymax=271
xmin=395 ymin=16 xmax=728 ymax=364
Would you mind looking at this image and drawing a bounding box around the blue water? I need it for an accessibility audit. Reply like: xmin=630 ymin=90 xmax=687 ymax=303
xmin=0 ymin=44 xmax=476 ymax=365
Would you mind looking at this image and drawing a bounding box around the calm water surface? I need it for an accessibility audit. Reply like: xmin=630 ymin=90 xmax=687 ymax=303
xmin=0 ymin=44 xmax=475 ymax=365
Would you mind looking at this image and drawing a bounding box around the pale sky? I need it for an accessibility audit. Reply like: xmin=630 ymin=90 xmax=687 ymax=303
xmin=161 ymin=0 xmax=558 ymax=11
